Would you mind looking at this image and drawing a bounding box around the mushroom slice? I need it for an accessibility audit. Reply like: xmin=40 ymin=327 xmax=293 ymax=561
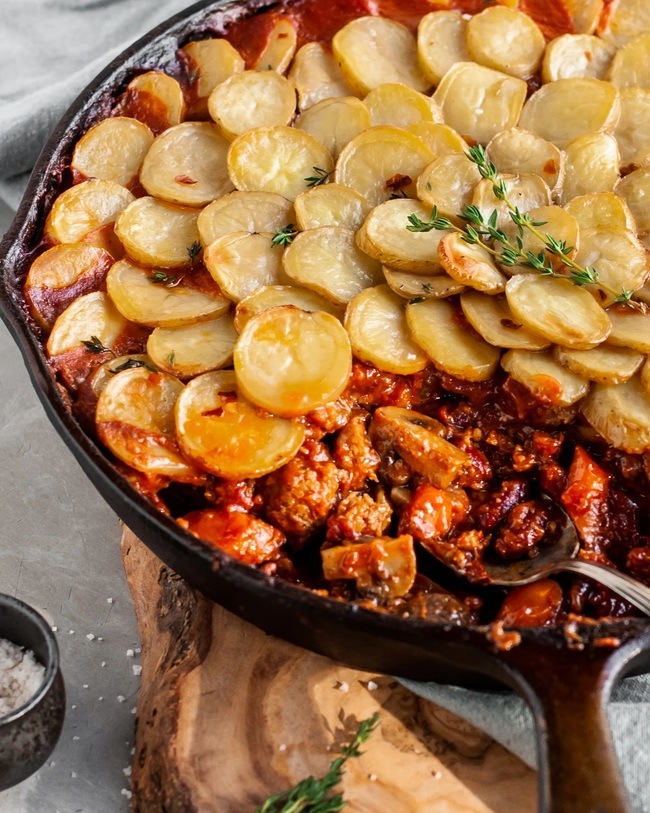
xmin=146 ymin=313 xmax=238 ymax=378
xmin=46 ymin=291 xmax=126 ymax=357
xmin=356 ymin=199 xmax=449 ymax=274
xmin=115 ymin=197 xmax=199 ymax=268
xmin=501 ymin=205 xmax=579 ymax=273
xmin=542 ymin=34 xmax=616 ymax=82
xmin=204 ymin=231 xmax=286 ymax=302
xmin=432 ymin=62 xmax=527 ymax=146
xmin=486 ymin=128 xmax=564 ymax=196
xmin=294 ymin=184 xmax=372 ymax=231
xmin=466 ymin=6 xmax=545 ymax=79
xmin=45 ymin=180 xmax=134 ymax=244
xmin=564 ymin=192 xmax=637 ymax=232
xmin=71 ymin=117 xmax=153 ymax=188
xmin=140 ymin=122 xmax=233 ymax=207
xmin=321 ymin=536 xmax=417 ymax=600
xmin=335 ymin=126 xmax=435 ymax=207
xmin=364 ymin=83 xmax=442 ymax=128
xmin=283 ymin=226 xmax=383 ymax=305
xmin=106 ymin=259 xmax=229 ymax=328
xmin=554 ymin=345 xmax=643 ymax=384
xmin=560 ymin=133 xmax=620 ymax=204
xmin=518 ymin=78 xmax=620 ymax=149
xmin=384 ymin=269 xmax=465 ymax=300
xmin=598 ymin=0 xmax=650 ymax=48
xmin=417 ymin=11 xmax=469 ymax=86
xmin=506 ymin=275 xmax=611 ymax=350
xmin=406 ymin=298 xmax=501 ymax=382
xmin=295 ymin=97 xmax=370 ymax=159
xmin=460 ymin=292 xmax=550 ymax=350
xmin=208 ymin=70 xmax=297 ymax=140
xmin=565 ymin=0 xmax=604 ymax=34
xmin=197 ymin=191 xmax=294 ymax=245
xmin=607 ymin=305 xmax=650 ymax=352
xmin=608 ymin=34 xmax=650 ymax=89
xmin=25 ymin=243 xmax=113 ymax=331
xmin=254 ymin=16 xmax=297 ymax=73
xmin=176 ymin=370 xmax=304 ymax=478
xmin=574 ymin=228 xmax=649 ymax=306
xmin=582 ymin=378 xmax=650 ymax=453
xmin=501 ymin=349 xmax=589 ymax=406
xmin=234 ymin=285 xmax=343 ymax=332
xmin=332 ymin=16 xmax=429 ymax=96
xmin=345 ymin=285 xmax=427 ymax=375
xmin=181 ymin=38 xmax=245 ymax=117
xmin=616 ymin=167 xmax=650 ymax=232
xmin=234 ymin=306 xmax=352 ymax=417
xmin=115 ymin=71 xmax=185 ymax=135
xmin=288 ymin=42 xmax=349 ymax=111
xmin=615 ymin=89 xmax=650 ymax=170
xmin=406 ymin=122 xmax=469 ymax=158
xmin=227 ymin=125 xmax=334 ymax=201
xmin=438 ymin=233 xmax=507 ymax=294
xmin=471 ymin=173 xmax=551 ymax=232
xmin=417 ymin=154 xmax=481 ymax=221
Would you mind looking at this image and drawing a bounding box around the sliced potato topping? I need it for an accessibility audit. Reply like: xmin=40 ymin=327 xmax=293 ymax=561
xmin=608 ymin=34 xmax=650 ymax=89
xmin=561 ymin=133 xmax=620 ymax=204
xmin=616 ymin=167 xmax=650 ymax=233
xmin=607 ymin=305 xmax=650 ymax=352
xmin=642 ymin=360 xmax=650 ymax=396
xmin=407 ymin=122 xmax=469 ymax=158
xmin=46 ymin=291 xmax=126 ymax=357
xmin=384 ymin=269 xmax=465 ymax=300
xmin=90 ymin=355 xmax=157 ymax=398
xmin=234 ymin=306 xmax=352 ymax=416
xmin=45 ymin=180 xmax=134 ymax=244
xmin=254 ymin=16 xmax=297 ymax=73
xmin=364 ymin=83 xmax=442 ymax=129
xmin=115 ymin=197 xmax=199 ymax=268
xmin=71 ymin=117 xmax=153 ymax=187
xmin=554 ymin=345 xmax=644 ymax=384
xmin=181 ymin=38 xmax=245 ymax=115
xmin=599 ymin=0 xmax=650 ymax=48
xmin=197 ymin=190 xmax=294 ymax=245
xmin=140 ymin=122 xmax=233 ymax=207
xmin=615 ymin=89 xmax=650 ymax=170
xmin=438 ymin=233 xmax=507 ymax=295
xmin=116 ymin=71 xmax=185 ymax=134
xmin=332 ymin=16 xmax=429 ymax=96
xmin=294 ymin=184 xmax=371 ymax=231
xmin=472 ymin=173 xmax=551 ymax=232
xmin=466 ymin=6 xmax=545 ymax=79
xmin=287 ymin=42 xmax=349 ymax=111
xmin=542 ymin=34 xmax=616 ymax=82
xmin=582 ymin=377 xmax=650 ymax=453
xmin=417 ymin=11 xmax=469 ymax=86
xmin=146 ymin=313 xmax=237 ymax=378
xmin=345 ymin=285 xmax=427 ymax=375
xmin=295 ymin=97 xmax=370 ymax=159
xmin=574 ymin=227 xmax=648 ymax=306
xmin=502 ymin=206 xmax=579 ymax=273
xmin=564 ymin=192 xmax=637 ymax=232
xmin=506 ymin=275 xmax=611 ymax=349
xmin=234 ymin=284 xmax=343 ymax=332
xmin=486 ymin=128 xmax=564 ymax=196
xmin=321 ymin=536 xmax=416 ymax=600
xmin=203 ymin=231 xmax=286 ymax=302
xmin=406 ymin=298 xmax=501 ymax=382
xmin=417 ymin=154 xmax=481 ymax=220
xmin=460 ymin=292 xmax=550 ymax=350
xmin=502 ymin=349 xmax=589 ymax=406
xmin=565 ymin=0 xmax=603 ymax=35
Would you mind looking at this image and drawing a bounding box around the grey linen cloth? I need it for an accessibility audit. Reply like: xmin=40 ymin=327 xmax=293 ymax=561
xmin=1 ymin=1 xmax=649 ymax=809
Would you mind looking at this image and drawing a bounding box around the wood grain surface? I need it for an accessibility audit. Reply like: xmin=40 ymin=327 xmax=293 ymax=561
xmin=121 ymin=526 xmax=537 ymax=813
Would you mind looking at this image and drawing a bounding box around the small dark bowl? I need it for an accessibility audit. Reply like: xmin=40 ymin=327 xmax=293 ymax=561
xmin=0 ymin=594 xmax=65 ymax=791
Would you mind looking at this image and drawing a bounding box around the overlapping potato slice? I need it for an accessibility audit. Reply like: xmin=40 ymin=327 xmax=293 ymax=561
xmin=140 ymin=122 xmax=233 ymax=207
xmin=407 ymin=122 xmax=469 ymax=158
xmin=501 ymin=349 xmax=589 ymax=406
xmin=294 ymin=184 xmax=371 ymax=231
xmin=295 ymin=97 xmax=370 ymax=159
xmin=208 ymin=70 xmax=297 ymax=140
xmin=417 ymin=11 xmax=469 ymax=86
xmin=460 ymin=292 xmax=550 ymax=350
xmin=561 ymin=133 xmax=620 ymax=204
xmin=234 ymin=306 xmax=352 ymax=416
xmin=542 ymin=34 xmax=616 ymax=82
xmin=432 ymin=62 xmax=527 ymax=145
xmin=336 ymin=126 xmax=434 ymax=206
xmin=90 ymin=355 xmax=158 ymax=399
xmin=582 ymin=378 xmax=650 ymax=453
xmin=471 ymin=173 xmax=551 ymax=231
xmin=116 ymin=71 xmax=185 ymax=135
xmin=181 ymin=38 xmax=245 ymax=117
xmin=233 ymin=284 xmax=343 ymax=332
xmin=598 ymin=0 xmax=650 ymax=48
xmin=332 ymin=16 xmax=429 ymax=96
xmin=642 ymin=361 xmax=650 ymax=396
xmin=197 ymin=191 xmax=294 ymax=245
xmin=574 ymin=227 xmax=648 ymax=305
xmin=254 ymin=16 xmax=297 ymax=73
xmin=25 ymin=243 xmax=113 ymax=330
xmin=227 ymin=125 xmax=334 ymax=200
xmin=518 ymin=78 xmax=620 ymax=149
xmin=438 ymin=233 xmax=506 ymax=294
xmin=45 ymin=180 xmax=134 ymax=244
xmin=609 ymin=34 xmax=650 ymax=90
xmin=466 ymin=7 xmax=545 ymax=79
xmin=106 ymin=259 xmax=229 ymax=328
xmin=71 ymin=117 xmax=153 ymax=188
xmin=554 ymin=345 xmax=644 ymax=384
xmin=606 ymin=305 xmax=650 ymax=352
xmin=615 ymin=89 xmax=650 ymax=170
xmin=406 ymin=298 xmax=501 ymax=381
xmin=146 ymin=313 xmax=237 ymax=377
xmin=616 ymin=168 xmax=650 ymax=232
xmin=283 ymin=226 xmax=383 ymax=305
xmin=345 ymin=285 xmax=427 ymax=375
xmin=46 ymin=291 xmax=126 ymax=357
xmin=115 ymin=197 xmax=199 ymax=268
xmin=203 ymin=231 xmax=286 ymax=302
xmin=502 ymin=205 xmax=579 ymax=273
xmin=384 ymin=269 xmax=465 ymax=300
xmin=564 ymin=192 xmax=636 ymax=232
xmin=417 ymin=154 xmax=481 ymax=220
xmin=486 ymin=128 xmax=564 ymax=195
xmin=506 ymin=275 xmax=611 ymax=349
xmin=356 ymin=199 xmax=448 ymax=274
xmin=364 ymin=84 xmax=442 ymax=128
xmin=287 ymin=42 xmax=349 ymax=111
xmin=565 ymin=0 xmax=603 ymax=34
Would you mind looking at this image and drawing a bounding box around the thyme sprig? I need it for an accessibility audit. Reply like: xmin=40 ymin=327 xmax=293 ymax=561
xmin=305 ymin=166 xmax=332 ymax=187
xmin=272 ymin=224 xmax=299 ymax=247
xmin=149 ymin=270 xmax=182 ymax=287
xmin=187 ymin=240 xmax=202 ymax=267
xmin=81 ymin=335 xmax=112 ymax=354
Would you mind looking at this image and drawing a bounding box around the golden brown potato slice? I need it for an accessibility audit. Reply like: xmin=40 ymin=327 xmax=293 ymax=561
xmin=364 ymin=83 xmax=442 ymax=128
xmin=335 ymin=126 xmax=435 ymax=206
xmin=598 ymin=0 xmax=650 ymax=48
xmin=417 ymin=11 xmax=469 ymax=86
xmin=501 ymin=349 xmax=589 ymax=406
xmin=582 ymin=377 xmax=650 ymax=452
xmin=146 ymin=313 xmax=237 ymax=378
xmin=564 ymin=192 xmax=637 ymax=232
xmin=204 ymin=231 xmax=286 ymax=302
xmin=574 ymin=227 xmax=648 ymax=305
xmin=642 ymin=359 xmax=650 ymax=395
xmin=383 ymin=269 xmax=465 ymax=300
xmin=115 ymin=71 xmax=185 ymax=135
xmin=283 ymin=226 xmax=383 ymax=305
xmin=607 ymin=305 xmax=650 ymax=352
xmin=466 ymin=7 xmax=545 ymax=79
xmin=295 ymin=97 xmax=370 ymax=159
xmin=542 ymin=35 xmax=616 ymax=82
xmin=114 ymin=197 xmax=199 ymax=268
xmin=294 ymin=184 xmax=372 ymax=231
xmin=106 ymin=259 xmax=229 ymax=328
xmin=71 ymin=117 xmax=153 ymax=188
xmin=181 ymin=38 xmax=245 ymax=117
xmin=471 ymin=173 xmax=551 ymax=232
xmin=407 ymin=122 xmax=469 ymax=158
xmin=554 ymin=345 xmax=643 ymax=384
xmin=321 ymin=536 xmax=416 ymax=600
xmin=287 ymin=42 xmax=349 ymax=111
xmin=140 ymin=122 xmax=233 ymax=207
xmin=406 ymin=298 xmax=501 ymax=382
xmin=197 ymin=191 xmax=294 ymax=245
xmin=45 ymin=180 xmax=134 ymax=245
xmin=345 ymin=285 xmax=427 ymax=375
xmin=518 ymin=78 xmax=620 ymax=149
xmin=615 ymin=167 xmax=650 ymax=232
xmin=506 ymin=275 xmax=611 ymax=350
xmin=25 ymin=243 xmax=113 ymax=331
xmin=234 ymin=306 xmax=352 ymax=416
xmin=561 ymin=133 xmax=620 ymax=204
xmin=46 ymin=291 xmax=126 ymax=357
xmin=254 ymin=16 xmax=297 ymax=73
xmin=332 ymin=16 xmax=429 ymax=96
xmin=460 ymin=292 xmax=550 ymax=350
xmin=432 ymin=62 xmax=527 ymax=145
xmin=417 ymin=154 xmax=481 ymax=220
xmin=234 ymin=285 xmax=343 ymax=332
xmin=486 ymin=128 xmax=564 ymax=196
xmin=438 ymin=233 xmax=507 ymax=294
xmin=608 ymin=34 xmax=650 ymax=89
xmin=227 ymin=125 xmax=334 ymax=201
xmin=501 ymin=205 xmax=579 ymax=273
xmin=565 ymin=0 xmax=603 ymax=34
xmin=615 ymin=89 xmax=650 ymax=170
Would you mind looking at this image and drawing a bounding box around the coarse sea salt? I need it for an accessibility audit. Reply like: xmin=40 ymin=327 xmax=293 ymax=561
xmin=0 ymin=638 xmax=46 ymax=717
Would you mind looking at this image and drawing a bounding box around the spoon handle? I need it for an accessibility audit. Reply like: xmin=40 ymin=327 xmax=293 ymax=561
xmin=557 ymin=559 xmax=650 ymax=615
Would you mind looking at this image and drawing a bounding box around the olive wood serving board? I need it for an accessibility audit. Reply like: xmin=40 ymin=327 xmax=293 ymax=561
xmin=121 ymin=526 xmax=536 ymax=812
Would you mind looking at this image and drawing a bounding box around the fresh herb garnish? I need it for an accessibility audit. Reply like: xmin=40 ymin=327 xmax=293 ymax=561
xmin=81 ymin=335 xmax=111 ymax=354
xmin=149 ymin=270 xmax=182 ymax=287
xmin=167 ymin=352 xmax=176 ymax=367
xmin=187 ymin=240 xmax=202 ymax=267
xmin=390 ymin=190 xmax=409 ymax=200
xmin=305 ymin=166 xmax=332 ymax=187
xmin=421 ymin=282 xmax=434 ymax=293
xmin=409 ymin=296 xmax=426 ymax=304
xmin=110 ymin=358 xmax=157 ymax=374
xmin=272 ymin=224 xmax=299 ymax=247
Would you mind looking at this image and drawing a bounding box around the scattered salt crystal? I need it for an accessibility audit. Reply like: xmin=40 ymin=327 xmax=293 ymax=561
xmin=51 ymin=626 xmax=58 ymax=632
xmin=337 ymin=681 xmax=349 ymax=693
xmin=131 ymin=748 xmax=135 ymax=756
xmin=0 ymin=638 xmax=46 ymax=717
xmin=367 ymin=680 xmax=378 ymax=691
xmin=369 ymin=774 xmax=377 ymax=782
xmin=107 ymin=598 xmax=114 ymax=604
xmin=69 ymin=630 xmax=75 ymax=635
xmin=82 ymin=684 xmax=89 ymax=689
xmin=86 ymin=634 xmax=95 ymax=641
xmin=132 ymin=665 xmax=142 ymax=677
xmin=131 ymin=707 xmax=137 ymax=714
xmin=101 ymin=661 xmax=106 ymax=668
xmin=97 ymin=637 xmax=104 ymax=642
xmin=123 ymin=765 xmax=132 ymax=777
xmin=135 ymin=648 xmax=141 ymax=654
xmin=98 ymin=697 xmax=104 ymax=702
xmin=71 ymin=704 xmax=77 ymax=710
xmin=278 ymin=744 xmax=287 ymax=752
xmin=70 ymin=772 xmax=77 ymax=779
xmin=49 ymin=761 xmax=56 ymax=768
xmin=72 ymin=736 xmax=80 ymax=741
xmin=126 ymin=649 xmax=134 ymax=658
xmin=120 ymin=789 xmax=132 ymax=799
xmin=117 ymin=695 xmax=126 ymax=703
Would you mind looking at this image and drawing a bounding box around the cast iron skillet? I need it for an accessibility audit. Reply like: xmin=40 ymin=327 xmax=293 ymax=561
xmin=1 ymin=2 xmax=650 ymax=810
